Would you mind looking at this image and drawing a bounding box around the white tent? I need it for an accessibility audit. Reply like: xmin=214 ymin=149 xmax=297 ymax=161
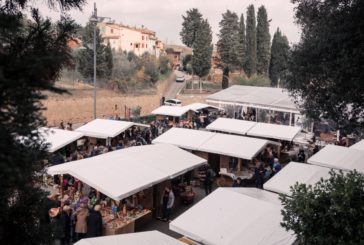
xmin=75 ymin=119 xmax=148 ymax=139
xmin=38 ymin=127 xmax=84 ymax=153
xmin=151 ymin=106 xmax=191 ymax=117
xmin=206 ymin=118 xmax=257 ymax=135
xmin=247 ymin=122 xmax=301 ymax=141
xmin=350 ymin=140 xmax=364 ymax=151
xmin=308 ymin=144 xmax=364 ymax=174
xmin=186 ymin=103 xmax=220 ymax=112
xmin=264 ymin=162 xmax=332 ymax=195
xmin=75 ymin=231 xmax=185 ymax=245
xmin=47 ymin=144 xmax=206 ymax=200
xmin=206 ymin=85 xmax=300 ymax=113
xmin=170 ymin=188 xmax=295 ymax=245
xmin=153 ymin=128 xmax=277 ymax=160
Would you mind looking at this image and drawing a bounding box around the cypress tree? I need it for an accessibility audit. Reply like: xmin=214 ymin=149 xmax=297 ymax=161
xmin=237 ymin=13 xmax=246 ymax=73
xmin=217 ymin=10 xmax=240 ymax=88
xmin=180 ymin=8 xmax=203 ymax=48
xmin=269 ymin=28 xmax=289 ymax=86
xmin=256 ymin=5 xmax=271 ymax=76
xmin=245 ymin=4 xmax=257 ymax=77
xmin=192 ymin=19 xmax=213 ymax=79
xmin=105 ymin=41 xmax=113 ymax=79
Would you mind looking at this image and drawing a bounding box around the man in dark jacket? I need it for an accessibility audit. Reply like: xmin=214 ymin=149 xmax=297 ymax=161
xmin=59 ymin=206 xmax=72 ymax=245
xmin=87 ymin=205 xmax=103 ymax=238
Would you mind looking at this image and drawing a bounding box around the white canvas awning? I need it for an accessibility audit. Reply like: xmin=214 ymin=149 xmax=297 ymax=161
xmin=206 ymin=85 xmax=300 ymax=113
xmin=206 ymin=118 xmax=257 ymax=135
xmin=170 ymin=188 xmax=295 ymax=245
xmin=47 ymin=144 xmax=206 ymax=200
xmin=264 ymin=162 xmax=332 ymax=195
xmin=350 ymin=140 xmax=364 ymax=151
xmin=75 ymin=231 xmax=185 ymax=245
xmin=152 ymin=128 xmax=277 ymax=160
xmin=308 ymin=144 xmax=364 ymax=174
xmin=186 ymin=103 xmax=221 ymax=112
xmin=75 ymin=119 xmax=149 ymax=139
xmin=151 ymin=106 xmax=191 ymax=117
xmin=206 ymin=118 xmax=301 ymax=141
xmin=38 ymin=127 xmax=84 ymax=153
xmin=247 ymin=122 xmax=301 ymax=141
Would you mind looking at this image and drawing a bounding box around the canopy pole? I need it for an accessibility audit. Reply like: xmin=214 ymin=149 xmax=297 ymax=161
xmin=289 ymin=112 xmax=292 ymax=126
xmin=60 ymin=174 xmax=64 ymax=198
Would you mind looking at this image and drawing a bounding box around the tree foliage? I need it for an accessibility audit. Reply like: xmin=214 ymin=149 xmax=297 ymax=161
xmin=256 ymin=5 xmax=270 ymax=76
xmin=180 ymin=8 xmax=203 ymax=48
xmin=77 ymin=22 xmax=112 ymax=81
xmin=0 ymin=0 xmax=84 ymax=244
xmin=245 ymin=4 xmax=257 ymax=77
xmin=104 ymin=41 xmax=113 ymax=79
xmin=237 ymin=13 xmax=246 ymax=72
xmin=269 ymin=28 xmax=290 ymax=86
xmin=280 ymin=170 xmax=364 ymax=245
xmin=192 ymin=19 xmax=213 ymax=78
xmin=159 ymin=56 xmax=170 ymax=75
xmin=217 ymin=10 xmax=240 ymax=88
xmin=287 ymin=0 xmax=364 ymax=133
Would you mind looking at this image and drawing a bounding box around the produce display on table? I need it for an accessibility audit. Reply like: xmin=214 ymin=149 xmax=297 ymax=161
xmin=100 ymin=207 xmax=151 ymax=229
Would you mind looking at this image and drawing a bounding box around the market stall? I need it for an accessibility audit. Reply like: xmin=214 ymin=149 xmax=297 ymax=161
xmin=263 ymin=162 xmax=332 ymax=195
xmin=75 ymin=230 xmax=185 ymax=245
xmin=307 ymin=144 xmax=364 ymax=174
xmin=170 ymin=188 xmax=296 ymax=245
xmin=350 ymin=139 xmax=364 ymax=151
xmin=75 ymin=119 xmax=149 ymax=146
xmin=47 ymin=144 xmax=206 ymax=235
xmin=206 ymin=118 xmax=257 ymax=136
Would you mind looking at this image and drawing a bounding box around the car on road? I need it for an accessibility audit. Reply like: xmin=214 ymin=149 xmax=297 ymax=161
xmin=176 ymin=75 xmax=185 ymax=82
xmin=164 ymin=99 xmax=182 ymax=106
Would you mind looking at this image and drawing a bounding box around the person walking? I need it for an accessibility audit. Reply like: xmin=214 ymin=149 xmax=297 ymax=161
xmin=86 ymin=205 xmax=103 ymax=238
xmin=75 ymin=203 xmax=89 ymax=241
xmin=58 ymin=206 xmax=72 ymax=245
xmin=254 ymin=162 xmax=266 ymax=189
xmin=204 ymin=166 xmax=215 ymax=195
xmin=160 ymin=187 xmax=175 ymax=222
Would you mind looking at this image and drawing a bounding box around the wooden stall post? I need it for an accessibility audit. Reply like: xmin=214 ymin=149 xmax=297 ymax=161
xmin=60 ymin=175 xmax=64 ymax=198
xmin=237 ymin=158 xmax=242 ymax=173
xmin=96 ymin=190 xmax=100 ymax=201
xmin=77 ymin=180 xmax=82 ymax=193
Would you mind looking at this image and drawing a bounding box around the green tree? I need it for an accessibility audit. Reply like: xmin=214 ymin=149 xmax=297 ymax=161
xmin=287 ymin=0 xmax=364 ymax=134
xmin=280 ymin=170 xmax=364 ymax=245
xmin=0 ymin=0 xmax=84 ymax=244
xmin=77 ymin=22 xmax=108 ymax=81
xmin=180 ymin=8 xmax=203 ymax=47
xmin=182 ymin=54 xmax=192 ymax=72
xmin=159 ymin=56 xmax=170 ymax=74
xmin=256 ymin=5 xmax=271 ymax=76
xmin=245 ymin=4 xmax=257 ymax=77
xmin=269 ymin=28 xmax=289 ymax=86
xmin=192 ymin=19 xmax=213 ymax=79
xmin=104 ymin=41 xmax=113 ymax=79
xmin=217 ymin=10 xmax=240 ymax=89
xmin=237 ymin=13 xmax=246 ymax=73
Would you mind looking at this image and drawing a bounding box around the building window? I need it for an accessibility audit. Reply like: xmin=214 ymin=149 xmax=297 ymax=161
xmin=130 ymin=43 xmax=132 ymax=46
xmin=146 ymin=44 xmax=148 ymax=48
xmin=142 ymin=36 xmax=144 ymax=40
xmin=142 ymin=43 xmax=144 ymax=48
xmin=110 ymin=29 xmax=114 ymax=34
xmin=136 ymin=44 xmax=139 ymax=48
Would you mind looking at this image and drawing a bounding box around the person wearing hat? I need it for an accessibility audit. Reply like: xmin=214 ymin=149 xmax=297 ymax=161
xmin=86 ymin=205 xmax=103 ymax=238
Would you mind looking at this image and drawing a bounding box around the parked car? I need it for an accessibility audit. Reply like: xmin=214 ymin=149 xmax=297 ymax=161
xmin=164 ymin=99 xmax=182 ymax=106
xmin=176 ymin=75 xmax=185 ymax=82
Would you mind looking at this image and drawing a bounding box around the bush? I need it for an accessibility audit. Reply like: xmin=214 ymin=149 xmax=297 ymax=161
xmin=144 ymin=61 xmax=159 ymax=83
xmin=159 ymin=56 xmax=170 ymax=74
xmin=233 ymin=74 xmax=271 ymax=87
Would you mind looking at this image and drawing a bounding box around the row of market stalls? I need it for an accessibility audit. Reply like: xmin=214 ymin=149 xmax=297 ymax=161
xmin=167 ymin=142 xmax=364 ymax=245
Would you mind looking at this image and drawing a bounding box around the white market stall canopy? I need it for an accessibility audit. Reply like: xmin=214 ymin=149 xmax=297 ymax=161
xmin=151 ymin=103 xmax=221 ymax=117
xmin=152 ymin=128 xmax=277 ymax=160
xmin=350 ymin=139 xmax=364 ymax=151
xmin=264 ymin=162 xmax=332 ymax=195
xmin=75 ymin=119 xmax=149 ymax=139
xmin=206 ymin=85 xmax=300 ymax=113
xmin=75 ymin=231 xmax=185 ymax=245
xmin=308 ymin=144 xmax=364 ymax=174
xmin=39 ymin=127 xmax=84 ymax=153
xmin=206 ymin=118 xmax=301 ymax=141
xmin=47 ymin=144 xmax=206 ymax=200
xmin=170 ymin=188 xmax=295 ymax=245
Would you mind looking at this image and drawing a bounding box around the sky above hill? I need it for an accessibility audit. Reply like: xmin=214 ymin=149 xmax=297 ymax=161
xmin=38 ymin=0 xmax=301 ymax=46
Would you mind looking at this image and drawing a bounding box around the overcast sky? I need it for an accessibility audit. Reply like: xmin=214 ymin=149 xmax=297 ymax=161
xmin=38 ymin=0 xmax=301 ymax=45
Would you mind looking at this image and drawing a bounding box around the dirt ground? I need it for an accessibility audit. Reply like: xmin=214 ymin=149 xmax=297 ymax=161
xmin=42 ymin=77 xmax=208 ymax=127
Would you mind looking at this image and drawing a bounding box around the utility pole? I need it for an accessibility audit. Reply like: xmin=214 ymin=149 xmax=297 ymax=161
xmin=93 ymin=3 xmax=97 ymax=119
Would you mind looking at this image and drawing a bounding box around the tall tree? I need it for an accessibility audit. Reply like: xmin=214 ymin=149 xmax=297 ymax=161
xmin=280 ymin=170 xmax=364 ymax=244
xmin=237 ymin=13 xmax=246 ymax=73
xmin=104 ymin=41 xmax=113 ymax=79
xmin=269 ymin=28 xmax=289 ymax=86
xmin=287 ymin=0 xmax=364 ymax=133
xmin=192 ymin=19 xmax=213 ymax=80
xmin=0 ymin=0 xmax=84 ymax=244
xmin=245 ymin=4 xmax=257 ymax=77
xmin=256 ymin=5 xmax=271 ymax=76
xmin=180 ymin=8 xmax=203 ymax=48
xmin=217 ymin=10 xmax=240 ymax=88
xmin=77 ymin=22 xmax=108 ymax=81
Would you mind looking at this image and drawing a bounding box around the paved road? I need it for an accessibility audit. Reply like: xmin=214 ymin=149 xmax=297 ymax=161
xmin=163 ymin=70 xmax=189 ymax=100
